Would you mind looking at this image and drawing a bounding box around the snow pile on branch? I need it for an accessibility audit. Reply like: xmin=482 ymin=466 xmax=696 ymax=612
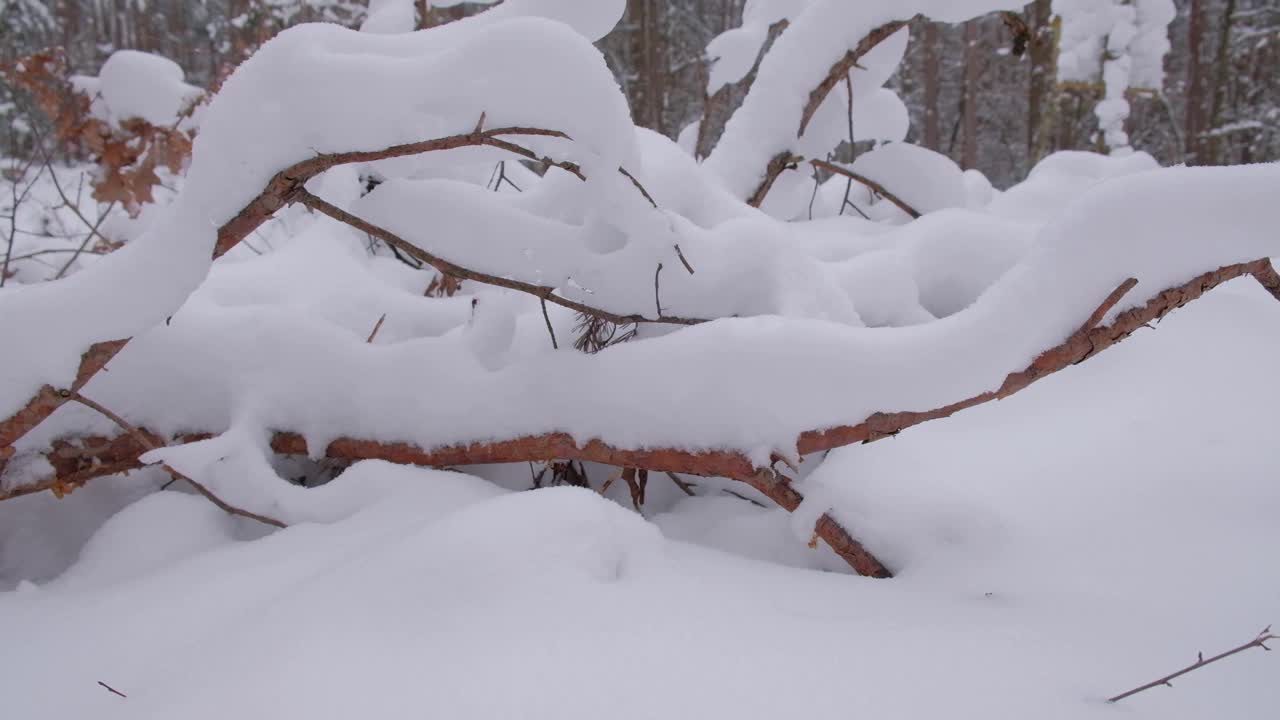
xmin=70 ymin=51 xmax=203 ymax=129
xmin=849 ymin=143 xmax=967 ymax=215
xmin=1055 ymin=0 xmax=1176 ymax=152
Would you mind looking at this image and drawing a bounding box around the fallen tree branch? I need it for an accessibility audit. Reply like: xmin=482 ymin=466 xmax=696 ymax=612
xmin=810 ymin=158 xmax=922 ymax=218
xmin=12 ymin=259 xmax=1277 ymax=575
xmin=1108 ymin=626 xmax=1277 ymax=703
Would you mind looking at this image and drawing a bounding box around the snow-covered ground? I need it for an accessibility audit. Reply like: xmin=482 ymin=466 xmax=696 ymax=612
xmin=2 ymin=274 xmax=1278 ymax=719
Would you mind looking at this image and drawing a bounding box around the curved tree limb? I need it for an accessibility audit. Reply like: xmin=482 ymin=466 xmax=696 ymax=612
xmin=10 ymin=259 xmax=1278 ymax=576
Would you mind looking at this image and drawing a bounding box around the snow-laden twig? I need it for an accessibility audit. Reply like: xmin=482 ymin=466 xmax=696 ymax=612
xmin=1108 ymin=626 xmax=1278 ymax=703
xmin=797 ymin=19 xmax=912 ymax=138
xmin=748 ymin=18 xmax=910 ymax=208
xmin=295 ymin=188 xmax=707 ymax=327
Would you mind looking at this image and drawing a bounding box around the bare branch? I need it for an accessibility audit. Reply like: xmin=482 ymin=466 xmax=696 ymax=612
xmin=674 ymin=244 xmax=696 ymax=275
xmin=1108 ymin=626 xmax=1279 ymax=703
xmin=295 ymin=188 xmax=706 ymax=327
xmin=540 ymin=298 xmax=559 ymax=350
xmin=797 ymin=19 xmax=912 ymax=137
xmin=749 ymin=17 xmax=924 ymax=208
xmin=811 ymin=158 xmax=922 ymax=219
xmin=97 ymin=681 xmax=128 ymax=699
xmin=366 ymin=314 xmax=387 ymax=343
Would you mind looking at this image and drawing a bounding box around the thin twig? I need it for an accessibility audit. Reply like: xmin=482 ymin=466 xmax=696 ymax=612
xmin=66 ymin=391 xmax=285 ymax=528
xmin=665 ymin=471 xmax=697 ymax=497
xmin=654 ymin=262 xmax=665 ymax=318
xmin=28 ymin=121 xmax=119 ymax=269
xmin=1108 ymin=626 xmax=1278 ymax=703
xmin=618 ymin=167 xmax=658 ymax=208
xmin=812 ymin=159 xmax=921 ymax=219
xmin=54 ymin=199 xmax=118 ymax=278
xmin=723 ymin=488 xmax=768 ymax=508
xmin=540 ymin=298 xmax=559 ymax=350
xmin=366 ymin=314 xmax=387 ymax=343
xmin=674 ymin=244 xmax=695 ymax=275
xmin=295 ymin=188 xmax=705 ymax=327
xmin=97 ymin=681 xmax=127 ymax=699
xmin=3 ymin=154 xmax=44 ymax=286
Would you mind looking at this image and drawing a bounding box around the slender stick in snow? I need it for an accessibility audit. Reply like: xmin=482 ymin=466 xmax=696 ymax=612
xmin=1108 ymin=626 xmax=1278 ymax=703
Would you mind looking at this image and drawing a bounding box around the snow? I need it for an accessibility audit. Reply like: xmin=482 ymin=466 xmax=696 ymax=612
xmin=5 ymin=294 xmax=1280 ymax=718
xmin=71 ymin=50 xmax=203 ymax=128
xmin=848 ymin=142 xmax=967 ymax=214
xmin=5 ymin=158 xmax=1274 ymax=503
xmin=360 ymin=0 xmax=416 ymax=33
xmin=4 ymin=4 xmax=1280 ymax=716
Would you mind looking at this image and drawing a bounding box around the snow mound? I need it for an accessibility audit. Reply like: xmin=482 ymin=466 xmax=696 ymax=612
xmin=72 ymin=50 xmax=203 ymax=128
xmin=850 ymin=142 xmax=966 ymax=214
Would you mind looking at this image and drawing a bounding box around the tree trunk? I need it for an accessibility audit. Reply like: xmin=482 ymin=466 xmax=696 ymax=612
xmin=922 ymin=21 xmax=941 ymax=151
xmin=1205 ymin=0 xmax=1237 ymax=165
xmin=1027 ymin=0 xmax=1058 ymax=165
xmin=961 ymin=19 xmax=980 ymax=170
xmin=631 ymin=0 xmax=666 ymax=134
xmin=1184 ymin=0 xmax=1208 ymax=163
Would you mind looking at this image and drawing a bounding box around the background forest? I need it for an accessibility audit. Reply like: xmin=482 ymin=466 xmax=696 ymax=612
xmin=3 ymin=0 xmax=1278 ymax=185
